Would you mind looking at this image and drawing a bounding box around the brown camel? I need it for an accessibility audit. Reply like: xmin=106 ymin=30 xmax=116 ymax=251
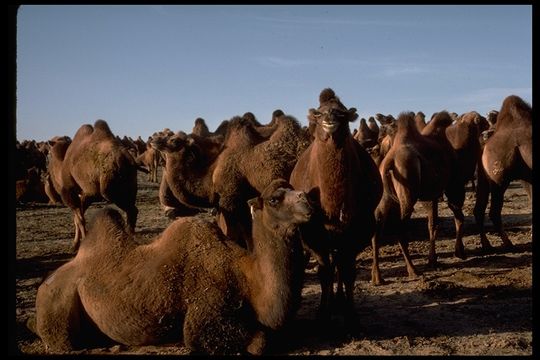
xmin=414 ymin=111 xmax=426 ymax=132
xmin=443 ymin=110 xmax=483 ymax=259
xmin=44 ymin=136 xmax=72 ymax=205
xmin=152 ymin=131 xmax=224 ymax=213
xmin=31 ymin=179 xmax=312 ymax=355
xmin=353 ymin=117 xmax=378 ymax=149
xmin=58 ymin=120 xmax=139 ymax=251
xmin=154 ymin=114 xmax=311 ymax=248
xmin=290 ymin=88 xmax=382 ymax=323
xmin=371 ymin=111 xmax=455 ymax=285
xmin=473 ymin=95 xmax=532 ymax=250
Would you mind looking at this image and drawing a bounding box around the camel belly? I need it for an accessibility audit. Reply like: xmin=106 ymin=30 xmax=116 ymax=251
xmin=77 ymin=278 xmax=184 ymax=345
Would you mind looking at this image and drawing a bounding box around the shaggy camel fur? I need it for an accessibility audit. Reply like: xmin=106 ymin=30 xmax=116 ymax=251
xmin=32 ymin=179 xmax=312 ymax=355
xmin=212 ymin=114 xmax=312 ymax=247
xmin=59 ymin=120 xmax=139 ymax=251
xmin=154 ymin=115 xmax=311 ymax=247
xmin=290 ymin=88 xmax=382 ymax=322
xmin=473 ymin=95 xmax=532 ymax=250
xmin=371 ymin=111 xmax=455 ymax=285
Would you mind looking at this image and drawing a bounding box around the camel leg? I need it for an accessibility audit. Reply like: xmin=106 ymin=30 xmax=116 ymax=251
xmin=489 ymin=182 xmax=514 ymax=249
xmin=35 ymin=268 xmax=87 ymax=351
xmin=520 ymin=180 xmax=532 ymax=205
xmin=72 ymin=208 xmax=86 ymax=252
xmin=446 ymin=187 xmax=466 ymax=260
xmin=397 ymin=217 xmax=419 ymax=278
xmin=371 ymin=201 xmax=392 ymax=286
xmin=312 ymin=250 xmax=334 ymax=322
xmin=421 ymin=200 xmax=440 ymax=267
xmin=335 ymin=249 xmax=358 ymax=329
xmin=370 ymin=223 xmax=385 ymax=286
xmin=473 ymin=163 xmax=493 ymax=251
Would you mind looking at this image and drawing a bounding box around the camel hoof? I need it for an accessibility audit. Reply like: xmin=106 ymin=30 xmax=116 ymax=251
xmin=501 ymin=243 xmax=517 ymax=252
xmin=454 ymin=250 xmax=467 ymax=260
xmin=480 ymin=243 xmax=494 ymax=254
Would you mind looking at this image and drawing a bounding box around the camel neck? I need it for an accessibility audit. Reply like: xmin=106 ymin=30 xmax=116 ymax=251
xmin=244 ymin=216 xmax=297 ymax=330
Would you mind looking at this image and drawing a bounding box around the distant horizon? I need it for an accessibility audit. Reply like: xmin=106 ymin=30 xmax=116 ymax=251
xmin=16 ymin=5 xmax=531 ymax=142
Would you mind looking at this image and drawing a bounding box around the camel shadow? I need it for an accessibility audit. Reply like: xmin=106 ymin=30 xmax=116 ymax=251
xmin=16 ymin=253 xmax=73 ymax=281
xmin=273 ymin=281 xmax=531 ymax=354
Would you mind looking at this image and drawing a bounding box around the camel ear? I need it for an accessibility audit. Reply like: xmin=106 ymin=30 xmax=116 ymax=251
xmin=247 ymin=197 xmax=262 ymax=220
xmin=307 ymin=108 xmax=321 ymax=123
xmin=348 ymin=107 xmax=359 ymax=122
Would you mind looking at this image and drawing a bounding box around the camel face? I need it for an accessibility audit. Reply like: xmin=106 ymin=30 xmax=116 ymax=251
xmin=309 ymin=106 xmax=356 ymax=141
xmin=260 ymin=187 xmax=312 ymax=225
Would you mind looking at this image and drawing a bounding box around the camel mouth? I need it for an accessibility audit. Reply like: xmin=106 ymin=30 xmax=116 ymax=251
xmin=321 ymin=120 xmax=339 ymax=134
xmin=295 ymin=205 xmax=313 ymax=223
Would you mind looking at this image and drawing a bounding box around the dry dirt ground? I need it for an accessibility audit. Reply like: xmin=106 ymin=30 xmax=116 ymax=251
xmin=13 ymin=171 xmax=533 ymax=356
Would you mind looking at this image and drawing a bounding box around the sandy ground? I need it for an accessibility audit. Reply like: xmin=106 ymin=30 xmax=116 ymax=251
xmin=13 ymin=171 xmax=532 ymax=355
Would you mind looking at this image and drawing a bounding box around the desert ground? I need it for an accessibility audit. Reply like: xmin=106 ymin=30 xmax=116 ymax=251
xmin=14 ymin=170 xmax=532 ymax=355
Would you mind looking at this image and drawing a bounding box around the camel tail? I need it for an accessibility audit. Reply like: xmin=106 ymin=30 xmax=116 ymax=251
xmin=380 ymin=157 xmax=400 ymax=204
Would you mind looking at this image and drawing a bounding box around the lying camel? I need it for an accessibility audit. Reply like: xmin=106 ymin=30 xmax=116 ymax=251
xmin=473 ymin=95 xmax=532 ymax=250
xmin=31 ymin=179 xmax=311 ymax=355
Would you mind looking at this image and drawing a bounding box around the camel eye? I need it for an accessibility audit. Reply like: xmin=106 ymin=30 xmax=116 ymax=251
xmin=267 ymin=198 xmax=279 ymax=206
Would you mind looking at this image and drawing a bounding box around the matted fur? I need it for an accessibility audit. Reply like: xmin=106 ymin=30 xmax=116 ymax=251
xmin=32 ymin=179 xmax=311 ymax=355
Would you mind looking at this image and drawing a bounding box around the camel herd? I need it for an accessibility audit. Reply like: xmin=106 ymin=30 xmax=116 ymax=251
xmin=16 ymin=89 xmax=532 ymax=355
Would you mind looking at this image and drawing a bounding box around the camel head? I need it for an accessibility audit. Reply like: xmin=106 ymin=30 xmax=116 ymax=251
xmin=248 ymin=178 xmax=312 ymax=227
xmin=486 ymin=110 xmax=499 ymax=127
xmin=308 ymin=88 xmax=358 ymax=141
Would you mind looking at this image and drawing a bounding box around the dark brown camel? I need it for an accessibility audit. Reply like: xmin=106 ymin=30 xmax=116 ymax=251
xmin=290 ymin=88 xmax=382 ymax=323
xmin=443 ymin=110 xmax=483 ymax=259
xmin=31 ymin=179 xmax=311 ymax=355
xmin=473 ymin=95 xmax=532 ymax=250
xmin=371 ymin=111 xmax=455 ymax=285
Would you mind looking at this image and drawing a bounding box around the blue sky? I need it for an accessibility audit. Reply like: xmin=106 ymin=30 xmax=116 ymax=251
xmin=17 ymin=5 xmax=532 ymax=141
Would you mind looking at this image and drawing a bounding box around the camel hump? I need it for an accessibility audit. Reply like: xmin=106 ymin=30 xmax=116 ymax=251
xmin=498 ymin=95 xmax=532 ymax=128
xmin=81 ymin=207 xmax=130 ymax=252
xmin=319 ymin=88 xmax=336 ymax=104
xmin=429 ymin=111 xmax=454 ymax=128
xmin=395 ymin=111 xmax=421 ymax=141
xmin=318 ymin=87 xmax=348 ymax=111
xmin=93 ymin=119 xmax=115 ymax=139
xmin=359 ymin=118 xmax=370 ymax=132
xmin=72 ymin=124 xmax=94 ymax=142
